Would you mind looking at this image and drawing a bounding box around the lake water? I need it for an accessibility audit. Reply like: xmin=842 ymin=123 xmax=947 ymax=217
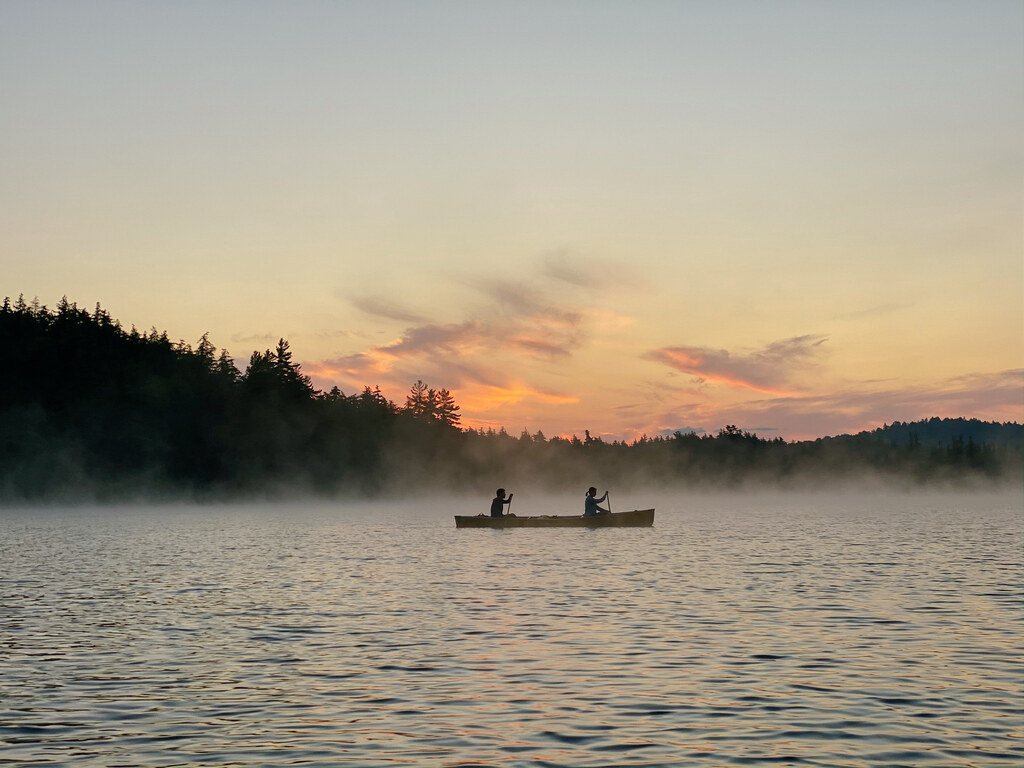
xmin=1 ymin=490 xmax=1021 ymax=767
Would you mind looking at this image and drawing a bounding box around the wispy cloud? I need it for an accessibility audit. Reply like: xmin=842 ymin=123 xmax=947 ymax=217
xmin=349 ymin=296 xmax=428 ymax=324
xmin=695 ymin=369 xmax=1024 ymax=440
xmin=644 ymin=335 xmax=829 ymax=395
xmin=474 ymin=278 xmax=551 ymax=315
xmin=231 ymin=332 xmax=279 ymax=346
xmin=541 ymin=249 xmax=646 ymax=292
xmin=542 ymin=250 xmax=602 ymax=288
xmin=472 ymin=278 xmax=584 ymax=349
xmin=304 ymin=256 xmax=639 ymax=432
xmin=378 ymin=321 xmax=483 ymax=358
xmin=833 ymin=302 xmax=913 ymax=321
xmin=303 ymin=262 xmax=626 ymax=425
xmin=510 ymin=337 xmax=574 ymax=359
xmin=306 ymin=347 xmax=580 ymax=426
xmin=304 ymin=352 xmax=389 ymax=383
xmin=305 ymin=310 xmax=586 ymax=407
xmin=598 ymin=368 xmax=1023 ymax=444
xmin=458 ymin=382 xmax=579 ymax=410
xmin=334 ymin=256 xmax=637 ymax=394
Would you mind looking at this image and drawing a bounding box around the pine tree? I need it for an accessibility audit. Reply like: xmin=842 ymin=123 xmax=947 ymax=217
xmin=435 ymin=388 xmax=461 ymax=428
xmin=405 ymin=380 xmax=435 ymax=419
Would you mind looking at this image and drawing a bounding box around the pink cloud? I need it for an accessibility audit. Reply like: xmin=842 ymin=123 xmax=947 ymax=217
xmin=378 ymin=321 xmax=485 ymax=358
xmin=644 ymin=335 xmax=829 ymax=396
xmin=649 ymin=369 xmax=1024 ymax=441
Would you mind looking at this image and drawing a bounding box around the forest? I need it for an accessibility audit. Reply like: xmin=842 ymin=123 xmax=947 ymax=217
xmin=1 ymin=296 xmax=1021 ymax=503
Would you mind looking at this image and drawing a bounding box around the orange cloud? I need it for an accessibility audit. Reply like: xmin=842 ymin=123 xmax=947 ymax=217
xmin=644 ymin=335 xmax=828 ymax=396
xmin=456 ymin=382 xmax=579 ymax=412
xmin=718 ymin=368 xmax=1024 ymax=440
xmin=304 ymin=353 xmax=392 ymax=383
xmin=626 ymin=368 xmax=1024 ymax=443
xmin=317 ymin=262 xmax=640 ymax=409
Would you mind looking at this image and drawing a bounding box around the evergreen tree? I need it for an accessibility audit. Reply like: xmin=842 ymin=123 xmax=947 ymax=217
xmin=1 ymin=294 xmax=1021 ymax=501
xmin=435 ymin=388 xmax=461 ymax=427
xmin=405 ymin=380 xmax=436 ymax=420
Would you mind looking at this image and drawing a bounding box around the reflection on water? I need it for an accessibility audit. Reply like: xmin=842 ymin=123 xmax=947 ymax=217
xmin=1 ymin=492 xmax=1021 ymax=767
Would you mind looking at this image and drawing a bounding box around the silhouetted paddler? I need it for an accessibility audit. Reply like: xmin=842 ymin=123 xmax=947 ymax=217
xmin=584 ymin=487 xmax=609 ymax=516
xmin=491 ymin=488 xmax=513 ymax=517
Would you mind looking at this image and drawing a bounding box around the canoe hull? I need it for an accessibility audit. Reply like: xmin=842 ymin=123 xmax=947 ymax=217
xmin=455 ymin=508 xmax=654 ymax=529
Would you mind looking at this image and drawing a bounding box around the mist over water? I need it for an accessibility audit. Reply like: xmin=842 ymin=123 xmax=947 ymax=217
xmin=2 ymin=490 xmax=1021 ymax=767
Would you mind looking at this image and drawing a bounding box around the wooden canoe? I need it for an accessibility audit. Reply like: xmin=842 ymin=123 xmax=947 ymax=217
xmin=455 ymin=508 xmax=654 ymax=529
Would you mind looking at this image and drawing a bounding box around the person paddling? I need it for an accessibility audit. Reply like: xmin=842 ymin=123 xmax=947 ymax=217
xmin=491 ymin=488 xmax=513 ymax=517
xmin=584 ymin=487 xmax=609 ymax=517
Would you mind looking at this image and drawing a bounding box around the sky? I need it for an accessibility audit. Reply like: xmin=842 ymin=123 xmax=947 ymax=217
xmin=2 ymin=0 xmax=1022 ymax=442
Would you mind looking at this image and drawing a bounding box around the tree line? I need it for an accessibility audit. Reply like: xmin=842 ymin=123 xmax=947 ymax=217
xmin=1 ymin=296 xmax=1020 ymax=503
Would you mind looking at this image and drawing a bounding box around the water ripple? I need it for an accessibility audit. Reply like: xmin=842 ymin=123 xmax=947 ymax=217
xmin=1 ymin=493 xmax=1022 ymax=767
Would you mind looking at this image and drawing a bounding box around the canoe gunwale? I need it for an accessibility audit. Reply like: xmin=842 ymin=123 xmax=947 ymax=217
xmin=454 ymin=508 xmax=654 ymax=528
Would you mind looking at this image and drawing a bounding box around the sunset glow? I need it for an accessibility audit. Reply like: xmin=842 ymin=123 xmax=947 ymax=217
xmin=2 ymin=1 xmax=1020 ymax=442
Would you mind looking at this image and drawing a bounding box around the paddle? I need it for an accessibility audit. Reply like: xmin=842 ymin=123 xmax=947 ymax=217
xmin=606 ymin=491 xmax=612 ymax=514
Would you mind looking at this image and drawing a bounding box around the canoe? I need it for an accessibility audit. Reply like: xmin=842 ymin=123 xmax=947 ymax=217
xmin=454 ymin=508 xmax=654 ymax=529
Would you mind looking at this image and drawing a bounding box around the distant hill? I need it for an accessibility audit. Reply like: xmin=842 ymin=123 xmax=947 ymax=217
xmin=818 ymin=418 xmax=1023 ymax=448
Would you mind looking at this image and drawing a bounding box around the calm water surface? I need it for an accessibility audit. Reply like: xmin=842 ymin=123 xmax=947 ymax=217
xmin=2 ymin=491 xmax=1021 ymax=767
